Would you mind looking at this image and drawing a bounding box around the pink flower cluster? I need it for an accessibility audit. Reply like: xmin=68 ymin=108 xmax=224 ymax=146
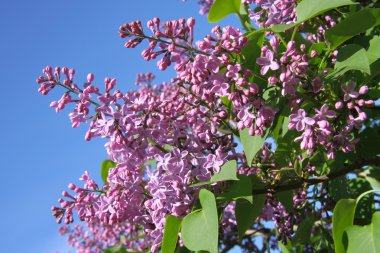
xmin=243 ymin=0 xmax=297 ymax=27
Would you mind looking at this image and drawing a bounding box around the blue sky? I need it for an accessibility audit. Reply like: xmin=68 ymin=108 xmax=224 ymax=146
xmin=0 ymin=1 xmax=240 ymax=252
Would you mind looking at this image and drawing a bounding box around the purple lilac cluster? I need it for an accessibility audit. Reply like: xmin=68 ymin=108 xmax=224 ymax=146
xmin=38 ymin=29 xmax=240 ymax=250
xmin=288 ymin=82 xmax=373 ymax=158
xmin=119 ymin=18 xmax=279 ymax=137
xmin=243 ymin=0 xmax=297 ymax=28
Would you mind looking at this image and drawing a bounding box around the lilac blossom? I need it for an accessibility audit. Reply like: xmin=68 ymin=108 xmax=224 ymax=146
xmin=257 ymin=49 xmax=280 ymax=75
xmin=289 ymin=109 xmax=315 ymax=132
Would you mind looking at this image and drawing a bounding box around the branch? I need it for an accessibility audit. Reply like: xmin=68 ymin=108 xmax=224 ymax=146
xmin=252 ymin=156 xmax=380 ymax=195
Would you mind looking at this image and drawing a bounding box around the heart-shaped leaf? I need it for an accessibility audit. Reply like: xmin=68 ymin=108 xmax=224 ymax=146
xmin=240 ymin=128 xmax=265 ymax=166
xmin=345 ymin=212 xmax=380 ymax=253
xmin=181 ymin=189 xmax=218 ymax=253
xmin=332 ymin=199 xmax=356 ymax=253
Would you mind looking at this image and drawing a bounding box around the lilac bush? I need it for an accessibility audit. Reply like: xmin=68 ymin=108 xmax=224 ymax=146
xmin=37 ymin=0 xmax=380 ymax=252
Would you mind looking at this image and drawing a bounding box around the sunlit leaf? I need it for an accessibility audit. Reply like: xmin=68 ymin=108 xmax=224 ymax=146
xmin=181 ymin=189 xmax=218 ymax=253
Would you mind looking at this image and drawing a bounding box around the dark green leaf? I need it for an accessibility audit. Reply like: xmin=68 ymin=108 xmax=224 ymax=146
xmin=325 ymin=8 xmax=380 ymax=49
xmin=101 ymin=159 xmax=117 ymax=184
xmin=293 ymin=215 xmax=315 ymax=244
xmin=208 ymin=0 xmax=240 ymax=23
xmin=274 ymin=130 xmax=297 ymax=167
xmin=332 ymin=199 xmax=356 ymax=253
xmin=239 ymin=128 xmax=266 ymax=166
xmin=345 ymin=212 xmax=380 ymax=253
xmin=235 ymin=196 xmax=265 ymax=240
xmin=276 ymin=190 xmax=294 ymax=212
xmin=181 ymin=189 xmax=218 ymax=253
xmin=218 ymin=175 xmax=253 ymax=203
xmin=162 ymin=215 xmax=182 ymax=253
xmin=363 ymin=166 xmax=380 ymax=190
xmin=329 ymin=177 xmax=350 ymax=202
xmin=348 ymin=178 xmax=374 ymax=224
xmin=358 ymin=127 xmax=380 ymax=159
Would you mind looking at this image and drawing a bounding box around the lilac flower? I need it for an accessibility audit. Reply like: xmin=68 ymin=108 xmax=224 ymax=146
xmin=257 ymin=50 xmax=280 ymax=75
xmin=289 ymin=109 xmax=315 ymax=131
xmin=341 ymin=81 xmax=359 ymax=101
xmin=314 ymin=104 xmax=336 ymax=128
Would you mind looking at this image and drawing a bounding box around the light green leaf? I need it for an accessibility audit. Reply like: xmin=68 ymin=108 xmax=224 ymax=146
xmin=270 ymin=0 xmax=356 ymax=33
xmin=325 ymin=8 xmax=380 ymax=49
xmin=103 ymin=245 xmax=126 ymax=253
xmin=345 ymin=212 xmax=380 ymax=253
xmin=235 ymin=196 xmax=265 ymax=240
xmin=181 ymin=189 xmax=218 ymax=253
xmin=190 ymin=160 xmax=239 ymax=187
xmin=239 ymin=128 xmax=265 ymax=166
xmin=162 ymin=215 xmax=182 ymax=253
xmin=328 ymin=44 xmax=370 ymax=79
xmin=296 ymin=0 xmax=356 ymax=22
xmin=367 ymin=36 xmax=380 ymax=77
xmin=101 ymin=160 xmax=117 ymax=184
xmin=211 ymin=160 xmax=239 ymax=182
xmin=208 ymin=0 xmax=241 ymax=23
xmin=332 ymin=199 xmax=356 ymax=253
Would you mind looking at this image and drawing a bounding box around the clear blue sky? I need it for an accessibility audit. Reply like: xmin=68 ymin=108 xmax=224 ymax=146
xmin=0 ymin=1 xmax=239 ymax=252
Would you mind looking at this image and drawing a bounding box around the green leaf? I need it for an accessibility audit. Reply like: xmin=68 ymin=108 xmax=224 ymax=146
xmin=328 ymin=44 xmax=370 ymax=79
xmin=293 ymin=215 xmax=314 ymax=244
xmin=367 ymin=36 xmax=380 ymax=77
xmin=208 ymin=0 xmax=240 ymax=23
xmin=101 ymin=159 xmax=117 ymax=184
xmin=271 ymin=23 xmax=296 ymax=33
xmin=241 ymin=30 xmax=265 ymax=73
xmin=270 ymin=0 xmax=356 ymax=33
xmin=210 ymin=160 xmax=239 ymax=182
xmin=358 ymin=127 xmax=380 ymax=159
xmin=329 ymin=177 xmax=350 ymax=202
xmin=274 ymin=130 xmax=297 ymax=167
xmin=363 ymin=166 xmax=380 ymax=190
xmin=345 ymin=212 xmax=380 ymax=253
xmin=325 ymin=8 xmax=380 ymax=49
xmin=332 ymin=199 xmax=356 ymax=253
xmin=348 ymin=178 xmax=374 ymax=224
xmin=218 ymin=175 xmax=253 ymax=203
xmin=103 ymin=245 xmax=126 ymax=253
xmin=276 ymin=190 xmax=294 ymax=213
xmin=162 ymin=215 xmax=182 ymax=253
xmin=296 ymin=0 xmax=356 ymax=22
xmin=235 ymin=196 xmax=265 ymax=240
xmin=239 ymin=128 xmax=265 ymax=166
xmin=181 ymin=189 xmax=218 ymax=253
